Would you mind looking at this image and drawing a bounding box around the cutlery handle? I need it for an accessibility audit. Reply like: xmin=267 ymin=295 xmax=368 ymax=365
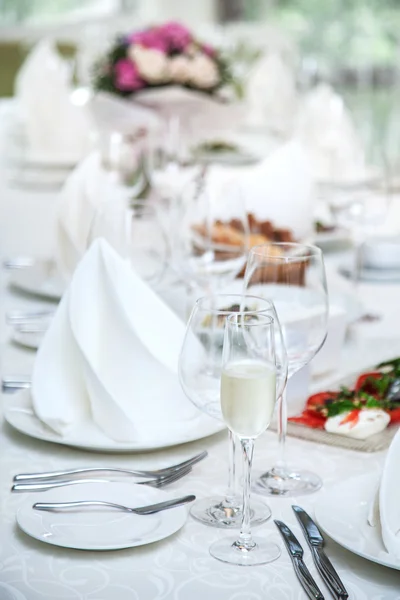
xmin=12 ymin=478 xmax=137 ymax=492
xmin=3 ymin=258 xmax=34 ymax=270
xmin=312 ymin=547 xmax=348 ymax=600
xmin=14 ymin=467 xmax=146 ymax=481
xmin=2 ymin=377 xmax=32 ymax=393
xmin=292 ymin=558 xmax=325 ymax=600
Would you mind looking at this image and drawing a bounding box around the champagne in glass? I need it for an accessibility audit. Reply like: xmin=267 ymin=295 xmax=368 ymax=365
xmin=209 ymin=313 xmax=283 ymax=566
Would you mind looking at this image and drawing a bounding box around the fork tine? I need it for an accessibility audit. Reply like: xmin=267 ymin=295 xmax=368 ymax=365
xmin=142 ymin=465 xmax=192 ymax=488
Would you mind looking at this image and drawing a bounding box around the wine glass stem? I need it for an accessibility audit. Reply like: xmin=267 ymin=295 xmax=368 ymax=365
xmin=276 ymin=389 xmax=287 ymax=472
xmin=225 ymin=429 xmax=237 ymax=505
xmin=237 ymin=437 xmax=255 ymax=550
xmin=353 ymin=240 xmax=363 ymax=299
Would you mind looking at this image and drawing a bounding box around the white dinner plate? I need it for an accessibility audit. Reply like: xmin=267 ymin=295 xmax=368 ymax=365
xmin=16 ymin=481 xmax=188 ymax=550
xmin=8 ymin=261 xmax=65 ymax=300
xmin=4 ymin=390 xmax=225 ymax=453
xmin=315 ymin=473 xmax=400 ymax=570
xmin=339 ymin=263 xmax=400 ymax=283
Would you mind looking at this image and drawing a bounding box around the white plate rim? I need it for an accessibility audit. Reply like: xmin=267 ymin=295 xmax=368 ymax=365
xmin=315 ymin=472 xmax=400 ymax=570
xmin=16 ymin=481 xmax=187 ymax=550
xmin=3 ymin=390 xmax=225 ymax=453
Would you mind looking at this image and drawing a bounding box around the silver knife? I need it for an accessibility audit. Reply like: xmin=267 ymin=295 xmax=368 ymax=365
xmin=274 ymin=520 xmax=325 ymax=600
xmin=292 ymin=506 xmax=348 ymax=600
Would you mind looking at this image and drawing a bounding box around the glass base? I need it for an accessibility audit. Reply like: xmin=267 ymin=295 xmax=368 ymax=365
xmin=210 ymin=536 xmax=281 ymax=566
xmin=252 ymin=466 xmax=322 ymax=497
xmin=190 ymin=495 xmax=271 ymax=529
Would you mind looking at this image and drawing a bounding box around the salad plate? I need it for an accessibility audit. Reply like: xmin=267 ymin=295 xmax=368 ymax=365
xmin=17 ymin=481 xmax=188 ymax=550
xmin=8 ymin=260 xmax=65 ymax=301
xmin=315 ymin=473 xmax=400 ymax=570
xmin=3 ymin=390 xmax=225 ymax=453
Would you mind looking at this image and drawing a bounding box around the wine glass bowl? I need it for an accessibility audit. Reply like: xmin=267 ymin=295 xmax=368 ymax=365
xmin=172 ymin=180 xmax=249 ymax=295
xmin=87 ymin=197 xmax=168 ymax=287
xmin=244 ymin=242 xmax=329 ymax=496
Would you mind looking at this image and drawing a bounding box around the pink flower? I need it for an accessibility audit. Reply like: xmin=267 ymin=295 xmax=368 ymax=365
xmin=127 ymin=28 xmax=167 ymax=53
xmin=159 ymin=22 xmax=192 ymax=51
xmin=202 ymin=43 xmax=216 ymax=58
xmin=114 ymin=59 xmax=145 ymax=92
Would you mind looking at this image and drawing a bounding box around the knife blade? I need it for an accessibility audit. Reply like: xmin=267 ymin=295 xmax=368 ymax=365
xmin=274 ymin=520 xmax=325 ymax=600
xmin=292 ymin=505 xmax=348 ymax=600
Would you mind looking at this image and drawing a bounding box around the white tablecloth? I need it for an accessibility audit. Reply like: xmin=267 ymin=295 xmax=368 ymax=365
xmin=1 ymin=104 xmax=400 ymax=600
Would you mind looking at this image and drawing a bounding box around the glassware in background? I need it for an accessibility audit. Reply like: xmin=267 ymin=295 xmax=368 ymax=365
xmin=87 ymin=197 xmax=168 ymax=288
xmin=327 ymin=172 xmax=392 ymax=321
xmin=244 ymin=243 xmax=328 ymax=496
xmin=99 ymin=130 xmax=151 ymax=199
xmin=209 ymin=313 xmax=281 ymax=566
xmin=171 ymin=178 xmax=249 ymax=302
xmin=179 ymin=294 xmax=287 ymax=528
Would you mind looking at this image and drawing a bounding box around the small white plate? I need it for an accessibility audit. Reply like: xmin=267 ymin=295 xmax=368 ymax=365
xmin=313 ymin=228 xmax=350 ymax=250
xmin=4 ymin=390 xmax=225 ymax=453
xmin=339 ymin=263 xmax=400 ymax=283
xmin=8 ymin=261 xmax=65 ymax=301
xmin=315 ymin=473 xmax=400 ymax=570
xmin=16 ymin=481 xmax=188 ymax=551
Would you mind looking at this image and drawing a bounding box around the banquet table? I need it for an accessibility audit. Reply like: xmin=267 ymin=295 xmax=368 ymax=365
xmin=1 ymin=114 xmax=400 ymax=600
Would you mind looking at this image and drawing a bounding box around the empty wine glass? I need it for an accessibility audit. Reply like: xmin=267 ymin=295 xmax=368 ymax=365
xmin=244 ymin=243 xmax=328 ymax=496
xmin=87 ymin=196 xmax=168 ymax=287
xmin=209 ymin=313 xmax=282 ymax=566
xmin=179 ymin=294 xmax=287 ymax=528
xmin=172 ymin=178 xmax=249 ymax=301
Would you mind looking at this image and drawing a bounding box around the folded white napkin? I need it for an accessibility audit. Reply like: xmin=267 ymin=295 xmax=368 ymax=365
xmin=208 ymin=139 xmax=315 ymax=239
xmin=55 ymin=152 xmax=111 ymax=280
xmin=375 ymin=428 xmax=400 ymax=558
xmin=295 ymin=84 xmax=366 ymax=183
xmin=32 ymin=238 xmax=197 ymax=442
xmin=15 ymin=39 xmax=92 ymax=164
xmin=245 ymin=53 xmax=298 ymax=136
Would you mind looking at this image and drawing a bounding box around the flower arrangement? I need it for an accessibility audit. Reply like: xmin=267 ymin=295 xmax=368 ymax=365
xmin=94 ymin=22 xmax=235 ymax=98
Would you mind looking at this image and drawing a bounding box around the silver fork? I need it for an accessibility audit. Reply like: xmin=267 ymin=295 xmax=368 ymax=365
xmin=13 ymin=450 xmax=207 ymax=482
xmin=33 ymin=494 xmax=196 ymax=514
xmin=12 ymin=464 xmax=193 ymax=493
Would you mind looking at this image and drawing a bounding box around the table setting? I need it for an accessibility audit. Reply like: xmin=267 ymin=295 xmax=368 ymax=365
xmin=1 ymin=18 xmax=400 ymax=600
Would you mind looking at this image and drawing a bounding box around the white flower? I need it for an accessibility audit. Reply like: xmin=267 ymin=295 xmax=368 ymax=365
xmin=128 ymin=44 xmax=169 ymax=84
xmin=168 ymin=55 xmax=191 ymax=84
xmin=189 ymin=53 xmax=220 ymax=90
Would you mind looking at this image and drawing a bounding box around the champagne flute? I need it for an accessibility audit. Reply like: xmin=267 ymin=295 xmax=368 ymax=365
xmin=179 ymin=294 xmax=287 ymax=528
xmin=244 ymin=243 xmax=328 ymax=496
xmin=209 ymin=313 xmax=282 ymax=566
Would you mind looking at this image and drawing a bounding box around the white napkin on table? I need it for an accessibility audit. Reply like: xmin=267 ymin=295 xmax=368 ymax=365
xmin=15 ymin=39 xmax=91 ymax=164
xmin=32 ymin=238 xmax=197 ymax=443
xmin=55 ymin=152 xmax=110 ymax=280
xmin=245 ymin=53 xmax=299 ymax=136
xmin=295 ymin=84 xmax=366 ymax=183
xmin=370 ymin=428 xmax=400 ymax=558
xmin=208 ymin=139 xmax=315 ymax=239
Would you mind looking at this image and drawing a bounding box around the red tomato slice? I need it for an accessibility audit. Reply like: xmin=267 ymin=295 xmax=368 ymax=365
xmin=355 ymin=372 xmax=382 ymax=392
xmin=388 ymin=407 xmax=400 ymax=424
xmin=339 ymin=409 xmax=360 ymax=428
xmin=306 ymin=391 xmax=338 ymax=410
xmin=289 ymin=410 xmax=326 ymax=429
